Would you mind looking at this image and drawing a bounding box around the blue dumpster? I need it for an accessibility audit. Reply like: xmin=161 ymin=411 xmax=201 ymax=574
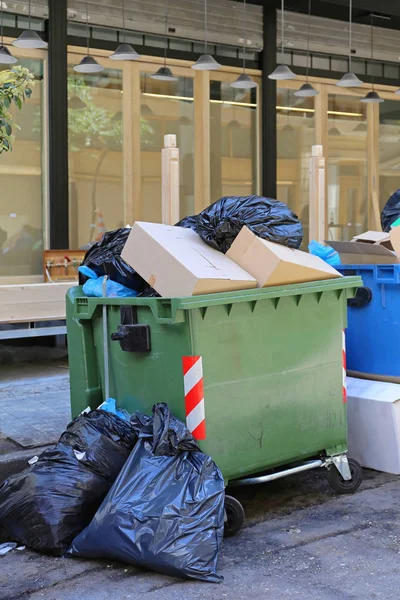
xmin=337 ymin=264 xmax=400 ymax=378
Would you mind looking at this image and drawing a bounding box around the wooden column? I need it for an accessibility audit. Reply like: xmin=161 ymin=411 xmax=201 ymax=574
xmin=162 ymin=134 xmax=180 ymax=225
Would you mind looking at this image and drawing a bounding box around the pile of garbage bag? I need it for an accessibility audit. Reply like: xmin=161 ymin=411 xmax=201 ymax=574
xmin=69 ymin=403 xmax=224 ymax=582
xmin=0 ymin=403 xmax=224 ymax=582
xmin=0 ymin=409 xmax=137 ymax=555
xmin=177 ymin=195 xmax=303 ymax=252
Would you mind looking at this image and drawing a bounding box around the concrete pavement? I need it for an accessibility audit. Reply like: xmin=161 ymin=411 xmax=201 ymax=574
xmin=1 ymin=472 xmax=400 ymax=600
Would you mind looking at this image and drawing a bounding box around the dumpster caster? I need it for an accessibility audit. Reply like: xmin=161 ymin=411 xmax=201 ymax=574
xmin=224 ymin=495 xmax=244 ymax=537
xmin=326 ymin=457 xmax=363 ymax=494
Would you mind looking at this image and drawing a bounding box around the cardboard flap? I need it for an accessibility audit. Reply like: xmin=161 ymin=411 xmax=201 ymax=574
xmin=328 ymin=240 xmax=399 ymax=265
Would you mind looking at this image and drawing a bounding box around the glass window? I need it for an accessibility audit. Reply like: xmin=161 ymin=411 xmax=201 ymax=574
xmin=140 ymin=71 xmax=194 ymax=222
xmin=68 ymin=64 xmax=124 ymax=248
xmin=0 ymin=58 xmax=44 ymax=281
xmin=327 ymin=94 xmax=368 ymax=241
xmin=276 ymin=87 xmax=315 ymax=248
xmin=209 ymin=80 xmax=258 ymax=205
xmin=379 ymin=99 xmax=400 ymax=213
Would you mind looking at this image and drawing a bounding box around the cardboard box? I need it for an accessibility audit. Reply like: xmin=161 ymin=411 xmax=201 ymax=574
xmin=347 ymin=377 xmax=400 ymax=475
xmin=327 ymin=240 xmax=399 ymax=265
xmin=121 ymin=222 xmax=257 ymax=297
xmin=351 ymin=231 xmax=392 ymax=249
xmin=227 ymin=226 xmax=342 ymax=288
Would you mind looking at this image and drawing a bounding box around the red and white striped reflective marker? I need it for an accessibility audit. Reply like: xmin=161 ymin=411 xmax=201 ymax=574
xmin=342 ymin=330 xmax=347 ymax=404
xmin=182 ymin=356 xmax=206 ymax=440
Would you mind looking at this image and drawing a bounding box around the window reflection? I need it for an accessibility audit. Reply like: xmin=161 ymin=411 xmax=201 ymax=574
xmin=379 ymin=100 xmax=400 ymax=213
xmin=0 ymin=59 xmax=44 ymax=280
xmin=68 ymin=65 xmax=124 ymax=248
xmin=140 ymin=73 xmax=194 ymax=222
xmin=327 ymin=95 xmax=367 ymax=241
xmin=210 ymin=81 xmax=258 ymax=206
xmin=276 ymin=87 xmax=315 ymax=248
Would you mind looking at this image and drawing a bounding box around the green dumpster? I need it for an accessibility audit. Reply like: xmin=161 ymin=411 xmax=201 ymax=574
xmin=67 ymin=276 xmax=362 ymax=533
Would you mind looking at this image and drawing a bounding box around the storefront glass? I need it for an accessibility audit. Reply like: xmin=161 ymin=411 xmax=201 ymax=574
xmin=276 ymin=87 xmax=315 ymax=247
xmin=379 ymin=99 xmax=400 ymax=214
xmin=327 ymin=94 xmax=368 ymax=242
xmin=140 ymin=71 xmax=194 ymax=222
xmin=0 ymin=58 xmax=44 ymax=281
xmin=68 ymin=64 xmax=124 ymax=248
xmin=209 ymin=80 xmax=258 ymax=204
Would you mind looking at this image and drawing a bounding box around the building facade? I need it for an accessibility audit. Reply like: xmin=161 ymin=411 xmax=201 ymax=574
xmin=1 ymin=0 xmax=400 ymax=284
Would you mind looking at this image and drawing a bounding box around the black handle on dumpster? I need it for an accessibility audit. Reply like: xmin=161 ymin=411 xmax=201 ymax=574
xmin=111 ymin=306 xmax=151 ymax=352
xmin=347 ymin=287 xmax=372 ymax=308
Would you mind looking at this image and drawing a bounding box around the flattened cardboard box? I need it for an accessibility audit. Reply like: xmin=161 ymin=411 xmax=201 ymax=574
xmin=227 ymin=226 xmax=341 ymax=288
xmin=121 ymin=222 xmax=257 ymax=297
xmin=351 ymin=228 xmax=400 ymax=256
xmin=328 ymin=240 xmax=399 ymax=265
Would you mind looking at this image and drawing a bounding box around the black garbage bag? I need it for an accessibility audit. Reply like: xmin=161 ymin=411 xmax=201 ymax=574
xmin=68 ymin=403 xmax=225 ymax=583
xmin=0 ymin=410 xmax=137 ymax=556
xmin=80 ymin=228 xmax=147 ymax=292
xmin=381 ymin=189 xmax=400 ymax=232
xmin=177 ymin=195 xmax=303 ymax=252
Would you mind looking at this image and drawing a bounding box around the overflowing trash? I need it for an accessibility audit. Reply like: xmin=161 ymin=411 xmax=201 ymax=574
xmin=0 ymin=410 xmax=137 ymax=555
xmin=80 ymin=227 xmax=147 ymax=292
xmin=68 ymin=403 xmax=225 ymax=583
xmin=177 ymin=195 xmax=303 ymax=252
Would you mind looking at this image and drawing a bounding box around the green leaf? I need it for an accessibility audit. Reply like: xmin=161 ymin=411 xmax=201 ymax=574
xmin=4 ymin=98 xmax=10 ymax=108
xmin=15 ymin=97 xmax=22 ymax=110
xmin=5 ymin=123 xmax=11 ymax=136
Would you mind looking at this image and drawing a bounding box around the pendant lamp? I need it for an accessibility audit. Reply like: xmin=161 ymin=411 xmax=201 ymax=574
xmin=192 ymin=0 xmax=221 ymax=70
xmin=74 ymin=1 xmax=103 ymax=73
xmin=109 ymin=0 xmax=140 ymax=60
xmin=151 ymin=0 xmax=177 ymax=80
xmin=231 ymin=0 xmax=256 ymax=89
xmin=269 ymin=0 xmax=295 ymax=80
xmin=13 ymin=0 xmax=47 ymax=48
xmin=361 ymin=14 xmax=383 ymax=104
xmin=295 ymin=0 xmax=318 ymax=97
xmin=0 ymin=2 xmax=17 ymax=64
xmin=336 ymin=0 xmax=363 ymax=87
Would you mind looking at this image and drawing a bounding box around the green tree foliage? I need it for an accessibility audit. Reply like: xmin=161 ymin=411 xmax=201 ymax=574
xmin=0 ymin=66 xmax=34 ymax=153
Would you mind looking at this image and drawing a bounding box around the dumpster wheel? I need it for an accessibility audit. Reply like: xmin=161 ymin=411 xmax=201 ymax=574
xmin=326 ymin=457 xmax=363 ymax=494
xmin=224 ymin=495 xmax=245 ymax=537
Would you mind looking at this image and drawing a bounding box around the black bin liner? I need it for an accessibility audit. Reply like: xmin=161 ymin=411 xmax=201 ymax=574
xmin=177 ymin=195 xmax=303 ymax=252
xmin=381 ymin=189 xmax=400 ymax=232
xmin=80 ymin=228 xmax=147 ymax=292
xmin=68 ymin=403 xmax=225 ymax=583
xmin=0 ymin=410 xmax=137 ymax=556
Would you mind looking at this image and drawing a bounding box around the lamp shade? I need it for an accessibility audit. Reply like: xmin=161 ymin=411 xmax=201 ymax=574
xmin=294 ymin=83 xmax=319 ymax=97
xmin=109 ymin=43 xmax=140 ymax=61
xmin=282 ymin=124 xmax=295 ymax=132
xmin=268 ymin=64 xmax=296 ymax=80
xmin=227 ymin=119 xmax=241 ymax=130
xmin=191 ymin=54 xmax=221 ymax=70
xmin=0 ymin=46 xmax=17 ymax=64
xmin=150 ymin=66 xmax=178 ymax=81
xmin=231 ymin=73 xmax=257 ymax=89
xmin=74 ymin=55 xmax=104 ymax=73
xmin=361 ymin=91 xmax=384 ymax=104
xmin=336 ymin=72 xmax=363 ymax=88
xmin=353 ymin=121 xmax=367 ymax=132
xmin=12 ymin=30 xmax=47 ymax=49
